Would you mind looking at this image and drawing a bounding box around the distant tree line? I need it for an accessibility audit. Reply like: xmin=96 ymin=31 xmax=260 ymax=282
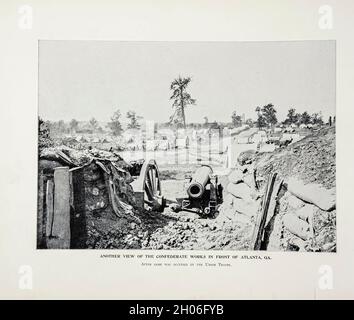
xmin=229 ymin=104 xmax=331 ymax=129
xmin=41 ymin=109 xmax=143 ymax=138
xmin=282 ymin=108 xmax=324 ymax=126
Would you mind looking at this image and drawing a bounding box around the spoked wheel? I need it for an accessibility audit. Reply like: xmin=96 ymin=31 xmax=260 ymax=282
xmin=131 ymin=159 xmax=166 ymax=212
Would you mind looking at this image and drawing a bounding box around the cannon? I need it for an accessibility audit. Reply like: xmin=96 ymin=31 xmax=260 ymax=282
xmin=171 ymin=165 xmax=223 ymax=216
xmin=129 ymin=159 xmax=166 ymax=212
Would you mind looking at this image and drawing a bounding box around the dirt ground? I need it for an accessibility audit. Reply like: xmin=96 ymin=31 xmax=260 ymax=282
xmin=140 ymin=174 xmax=253 ymax=250
xmin=101 ymin=169 xmax=253 ymax=251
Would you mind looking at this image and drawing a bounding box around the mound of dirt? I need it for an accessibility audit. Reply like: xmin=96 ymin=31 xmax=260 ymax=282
xmin=216 ymin=126 xmax=336 ymax=252
xmin=257 ymin=127 xmax=336 ymax=251
xmin=254 ymin=127 xmax=336 ymax=189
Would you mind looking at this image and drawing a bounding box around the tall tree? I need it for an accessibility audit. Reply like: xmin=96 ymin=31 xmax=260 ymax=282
xmin=107 ymin=110 xmax=123 ymax=136
xmin=300 ymin=111 xmax=311 ymax=125
xmin=255 ymin=106 xmax=266 ymax=129
xmin=311 ymin=112 xmax=323 ymax=125
xmin=294 ymin=113 xmax=301 ymax=126
xmin=261 ymin=103 xmax=277 ymax=127
xmin=126 ymin=111 xmax=141 ymax=129
xmin=285 ymin=108 xmax=297 ymax=124
xmin=231 ymin=111 xmax=242 ymax=128
xmin=169 ymin=76 xmax=196 ymax=129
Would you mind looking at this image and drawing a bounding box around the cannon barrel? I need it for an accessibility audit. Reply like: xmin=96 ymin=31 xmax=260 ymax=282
xmin=187 ymin=165 xmax=213 ymax=198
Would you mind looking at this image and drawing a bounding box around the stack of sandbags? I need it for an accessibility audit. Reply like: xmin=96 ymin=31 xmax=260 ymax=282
xmin=278 ymin=178 xmax=336 ymax=251
xmin=221 ymin=164 xmax=261 ymax=221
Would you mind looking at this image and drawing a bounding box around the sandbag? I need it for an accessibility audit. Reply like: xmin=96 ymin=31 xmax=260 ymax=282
xmin=227 ymin=182 xmax=252 ymax=202
xmin=228 ymin=169 xmax=244 ymax=184
xmin=232 ymin=197 xmax=259 ymax=218
xmin=286 ymin=177 xmax=336 ymax=211
xmin=282 ymin=213 xmax=311 ymax=240
xmin=223 ymin=193 xmax=234 ymax=207
xmin=288 ymin=236 xmax=306 ymax=251
xmin=243 ymin=173 xmax=256 ymax=190
xmin=286 ymin=193 xmax=305 ymax=210
xmin=294 ymin=204 xmax=316 ymax=223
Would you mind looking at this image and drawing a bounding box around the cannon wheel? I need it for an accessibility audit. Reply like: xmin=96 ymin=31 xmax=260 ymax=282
xmin=131 ymin=159 xmax=166 ymax=212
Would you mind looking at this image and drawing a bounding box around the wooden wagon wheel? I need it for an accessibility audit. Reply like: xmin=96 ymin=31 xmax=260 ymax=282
xmin=131 ymin=159 xmax=166 ymax=212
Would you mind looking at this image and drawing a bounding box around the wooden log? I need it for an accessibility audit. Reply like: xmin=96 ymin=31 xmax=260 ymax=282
xmin=47 ymin=167 xmax=71 ymax=249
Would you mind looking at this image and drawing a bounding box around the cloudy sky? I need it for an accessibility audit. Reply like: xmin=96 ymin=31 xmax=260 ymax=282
xmin=39 ymin=40 xmax=335 ymax=124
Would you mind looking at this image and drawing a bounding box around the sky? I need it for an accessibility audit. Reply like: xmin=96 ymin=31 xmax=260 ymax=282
xmin=38 ymin=40 xmax=335 ymax=124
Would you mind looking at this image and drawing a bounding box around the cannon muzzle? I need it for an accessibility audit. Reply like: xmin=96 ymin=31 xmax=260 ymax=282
xmin=187 ymin=165 xmax=213 ymax=198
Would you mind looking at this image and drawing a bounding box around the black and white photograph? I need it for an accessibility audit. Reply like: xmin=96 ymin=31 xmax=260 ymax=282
xmin=37 ymin=40 xmax=336 ymax=252
xmin=5 ymin=0 xmax=354 ymax=302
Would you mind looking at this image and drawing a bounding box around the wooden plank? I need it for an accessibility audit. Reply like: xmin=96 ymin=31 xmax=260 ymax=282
xmin=265 ymin=179 xmax=284 ymax=227
xmin=252 ymin=172 xmax=277 ymax=250
xmin=70 ymin=167 xmax=87 ymax=248
xmin=47 ymin=167 xmax=71 ymax=249
xmin=37 ymin=174 xmax=45 ymax=248
xmin=45 ymin=179 xmax=54 ymax=238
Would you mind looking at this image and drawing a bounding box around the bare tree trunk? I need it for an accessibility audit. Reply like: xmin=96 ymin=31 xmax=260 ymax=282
xmin=180 ymin=92 xmax=186 ymax=129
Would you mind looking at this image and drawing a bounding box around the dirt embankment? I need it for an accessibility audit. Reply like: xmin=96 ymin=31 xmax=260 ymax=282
xmin=254 ymin=127 xmax=336 ymax=189
xmin=221 ymin=126 xmax=336 ymax=252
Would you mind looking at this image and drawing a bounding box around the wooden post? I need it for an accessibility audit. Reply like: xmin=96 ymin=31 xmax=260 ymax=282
xmin=37 ymin=174 xmax=45 ymax=248
xmin=47 ymin=167 xmax=71 ymax=249
xmin=45 ymin=179 xmax=54 ymax=238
